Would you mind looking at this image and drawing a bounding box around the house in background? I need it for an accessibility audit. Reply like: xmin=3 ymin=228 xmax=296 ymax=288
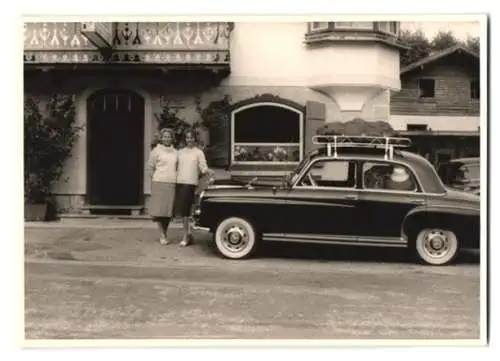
xmin=24 ymin=21 xmax=405 ymax=216
xmin=389 ymin=45 xmax=480 ymax=168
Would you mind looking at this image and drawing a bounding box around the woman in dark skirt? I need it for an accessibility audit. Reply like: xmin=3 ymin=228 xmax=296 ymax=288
xmin=175 ymin=130 xmax=214 ymax=247
xmin=147 ymin=128 xmax=178 ymax=245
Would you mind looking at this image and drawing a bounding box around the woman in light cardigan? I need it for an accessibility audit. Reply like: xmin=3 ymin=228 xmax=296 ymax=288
xmin=175 ymin=130 xmax=214 ymax=247
xmin=147 ymin=128 xmax=178 ymax=245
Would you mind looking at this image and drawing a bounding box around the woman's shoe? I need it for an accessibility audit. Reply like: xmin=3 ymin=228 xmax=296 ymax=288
xmin=180 ymin=234 xmax=193 ymax=247
xmin=160 ymin=235 xmax=170 ymax=245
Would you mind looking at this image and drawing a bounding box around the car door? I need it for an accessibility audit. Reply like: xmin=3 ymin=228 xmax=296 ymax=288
xmin=278 ymin=158 xmax=360 ymax=240
xmin=357 ymin=160 xmax=426 ymax=240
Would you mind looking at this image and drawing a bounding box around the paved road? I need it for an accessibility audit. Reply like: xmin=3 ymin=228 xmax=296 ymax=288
xmin=24 ymin=226 xmax=482 ymax=340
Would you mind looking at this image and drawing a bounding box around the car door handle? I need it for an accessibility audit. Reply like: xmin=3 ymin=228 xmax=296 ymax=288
xmin=343 ymin=194 xmax=358 ymax=200
xmin=409 ymin=199 xmax=425 ymax=205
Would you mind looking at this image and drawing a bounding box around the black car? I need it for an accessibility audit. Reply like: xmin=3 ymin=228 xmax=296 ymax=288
xmin=438 ymin=157 xmax=480 ymax=196
xmin=193 ymin=136 xmax=480 ymax=266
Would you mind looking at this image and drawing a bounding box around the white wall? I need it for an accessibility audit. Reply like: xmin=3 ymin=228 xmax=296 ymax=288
xmin=306 ymin=43 xmax=401 ymax=90
xmin=224 ymin=23 xmax=401 ymax=92
xmin=222 ymin=22 xmax=309 ymax=86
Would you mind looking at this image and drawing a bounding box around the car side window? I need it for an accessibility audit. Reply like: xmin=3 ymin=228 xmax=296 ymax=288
xmin=298 ymin=159 xmax=356 ymax=188
xmin=362 ymin=161 xmax=418 ymax=192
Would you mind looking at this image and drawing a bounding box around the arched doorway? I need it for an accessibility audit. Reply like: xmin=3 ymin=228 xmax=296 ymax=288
xmin=87 ymin=89 xmax=145 ymax=208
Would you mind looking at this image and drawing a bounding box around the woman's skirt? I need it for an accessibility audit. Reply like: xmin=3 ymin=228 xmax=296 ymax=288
xmin=149 ymin=181 xmax=176 ymax=219
xmin=174 ymin=183 xmax=197 ymax=217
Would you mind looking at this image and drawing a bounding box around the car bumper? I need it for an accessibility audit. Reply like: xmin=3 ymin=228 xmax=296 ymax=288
xmin=192 ymin=206 xmax=210 ymax=232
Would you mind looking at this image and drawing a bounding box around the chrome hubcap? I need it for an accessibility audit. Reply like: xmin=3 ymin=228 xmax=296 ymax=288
xmin=222 ymin=225 xmax=249 ymax=252
xmin=423 ymin=230 xmax=450 ymax=258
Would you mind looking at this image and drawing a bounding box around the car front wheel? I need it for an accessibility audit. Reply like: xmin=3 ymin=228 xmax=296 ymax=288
xmin=414 ymin=228 xmax=459 ymax=266
xmin=214 ymin=217 xmax=258 ymax=259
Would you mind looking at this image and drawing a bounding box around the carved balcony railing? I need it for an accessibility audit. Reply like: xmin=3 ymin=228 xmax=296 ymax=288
xmin=24 ymin=22 xmax=233 ymax=65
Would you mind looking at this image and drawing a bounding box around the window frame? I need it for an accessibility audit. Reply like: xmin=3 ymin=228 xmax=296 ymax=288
xmin=406 ymin=124 xmax=428 ymax=132
xmin=470 ymin=79 xmax=480 ymax=99
xmin=332 ymin=21 xmax=375 ymax=31
xmin=360 ymin=160 xmax=422 ymax=194
xmin=292 ymin=157 xmax=358 ymax=190
xmin=375 ymin=21 xmax=399 ymax=35
xmin=418 ymin=78 xmax=436 ymax=99
xmin=230 ymin=102 xmax=304 ymax=165
xmin=309 ymin=22 xmax=331 ymax=32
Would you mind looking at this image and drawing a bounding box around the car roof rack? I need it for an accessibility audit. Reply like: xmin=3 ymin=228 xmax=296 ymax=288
xmin=312 ymin=135 xmax=412 ymax=160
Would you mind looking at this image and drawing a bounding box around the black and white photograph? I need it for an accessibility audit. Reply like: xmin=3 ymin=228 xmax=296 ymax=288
xmin=13 ymin=6 xmax=490 ymax=354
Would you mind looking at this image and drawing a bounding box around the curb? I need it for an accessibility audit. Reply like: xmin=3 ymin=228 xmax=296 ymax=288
xmin=24 ymin=221 xmax=187 ymax=230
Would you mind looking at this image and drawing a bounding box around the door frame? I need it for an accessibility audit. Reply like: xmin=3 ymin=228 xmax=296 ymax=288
xmin=85 ymin=88 xmax=148 ymax=205
xmin=281 ymin=157 xmax=360 ymax=236
xmin=77 ymin=85 xmax=153 ymax=202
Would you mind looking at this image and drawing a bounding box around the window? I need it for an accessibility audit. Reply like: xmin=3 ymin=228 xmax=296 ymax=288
xmin=362 ymin=162 xmax=417 ymax=192
xmin=419 ymin=79 xmax=435 ymax=98
xmin=232 ymin=103 xmax=303 ymax=164
xmin=377 ymin=21 xmax=398 ymax=35
xmin=470 ymin=80 xmax=480 ymax=99
xmin=406 ymin=124 xmax=428 ymax=131
xmin=333 ymin=22 xmax=374 ymax=30
xmin=309 ymin=22 xmax=330 ymax=32
xmin=297 ymin=159 xmax=356 ymax=188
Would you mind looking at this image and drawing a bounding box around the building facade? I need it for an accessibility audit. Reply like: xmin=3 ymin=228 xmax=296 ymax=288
xmin=24 ymin=21 xmax=404 ymax=215
xmin=389 ymin=45 xmax=480 ymax=168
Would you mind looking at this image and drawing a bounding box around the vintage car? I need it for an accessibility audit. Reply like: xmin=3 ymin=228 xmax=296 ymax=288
xmin=193 ymin=136 xmax=480 ymax=266
xmin=438 ymin=157 xmax=480 ymax=196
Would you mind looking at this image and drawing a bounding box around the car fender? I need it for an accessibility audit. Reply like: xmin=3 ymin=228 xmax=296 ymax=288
xmin=401 ymin=205 xmax=480 ymax=243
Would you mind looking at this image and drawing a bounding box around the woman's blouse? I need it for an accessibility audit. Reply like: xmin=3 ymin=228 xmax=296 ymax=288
xmin=176 ymin=146 xmax=209 ymax=185
xmin=147 ymin=144 xmax=178 ymax=183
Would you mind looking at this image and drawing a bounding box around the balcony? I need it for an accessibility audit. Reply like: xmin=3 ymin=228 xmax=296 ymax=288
xmin=305 ymin=21 xmax=406 ymax=49
xmin=23 ymin=22 xmax=232 ymax=68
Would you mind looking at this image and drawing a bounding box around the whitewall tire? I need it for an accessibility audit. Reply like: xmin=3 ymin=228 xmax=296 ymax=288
xmin=214 ymin=217 xmax=258 ymax=259
xmin=415 ymin=228 xmax=459 ymax=266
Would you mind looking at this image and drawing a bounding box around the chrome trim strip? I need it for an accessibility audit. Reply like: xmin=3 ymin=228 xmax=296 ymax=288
xmin=284 ymin=200 xmax=355 ymax=208
xmin=418 ymin=204 xmax=479 ymax=212
xmin=192 ymin=225 xmax=210 ymax=232
xmin=265 ymin=233 xmax=406 ymax=244
xmin=207 ymin=197 xmax=288 ymax=204
xmin=262 ymin=236 xmax=406 ymax=248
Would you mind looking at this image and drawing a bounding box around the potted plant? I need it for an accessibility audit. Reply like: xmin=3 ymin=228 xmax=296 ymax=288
xmin=24 ymin=95 xmax=80 ymax=221
xmin=195 ymin=95 xmax=232 ymax=167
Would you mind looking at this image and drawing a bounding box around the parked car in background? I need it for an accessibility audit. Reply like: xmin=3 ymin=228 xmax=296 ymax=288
xmin=438 ymin=157 xmax=480 ymax=196
xmin=193 ymin=136 xmax=480 ymax=266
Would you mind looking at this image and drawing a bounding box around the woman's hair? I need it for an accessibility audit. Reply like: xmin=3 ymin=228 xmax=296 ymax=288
xmin=151 ymin=128 xmax=175 ymax=149
xmin=184 ymin=129 xmax=197 ymax=142
xmin=159 ymin=128 xmax=175 ymax=138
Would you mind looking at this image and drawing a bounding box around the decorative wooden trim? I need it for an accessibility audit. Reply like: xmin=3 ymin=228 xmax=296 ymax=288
xmin=24 ymin=22 xmax=233 ymax=65
xmin=230 ymin=93 xmax=306 ymax=113
xmin=23 ymin=50 xmax=230 ymax=64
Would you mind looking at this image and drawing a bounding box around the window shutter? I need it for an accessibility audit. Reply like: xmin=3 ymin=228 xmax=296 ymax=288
xmin=305 ymin=101 xmax=326 ymax=155
xmin=210 ymin=113 xmax=230 ymax=169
